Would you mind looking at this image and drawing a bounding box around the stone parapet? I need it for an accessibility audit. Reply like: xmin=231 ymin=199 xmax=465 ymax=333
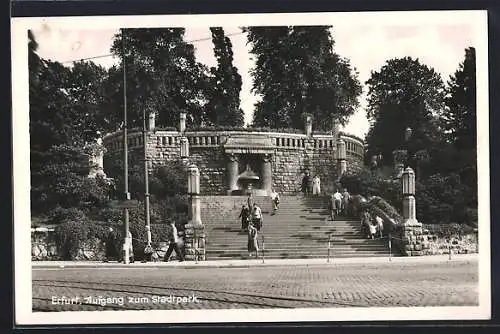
xmin=183 ymin=225 xmax=206 ymax=261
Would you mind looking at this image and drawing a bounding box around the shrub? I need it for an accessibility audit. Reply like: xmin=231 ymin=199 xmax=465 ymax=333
xmin=48 ymin=207 xmax=87 ymax=225
xmin=54 ymin=218 xmax=108 ymax=260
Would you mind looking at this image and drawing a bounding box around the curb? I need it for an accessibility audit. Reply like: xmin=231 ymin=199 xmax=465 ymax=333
xmin=32 ymin=254 xmax=477 ymax=269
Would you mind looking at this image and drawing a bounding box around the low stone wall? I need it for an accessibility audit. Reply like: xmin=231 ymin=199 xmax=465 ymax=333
xmin=32 ymin=229 xmax=60 ymax=261
xmin=420 ymin=228 xmax=478 ymax=255
xmin=32 ymin=229 xmax=107 ymax=261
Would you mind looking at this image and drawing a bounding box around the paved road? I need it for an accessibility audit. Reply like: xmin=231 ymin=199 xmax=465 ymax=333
xmin=32 ymin=258 xmax=478 ymax=311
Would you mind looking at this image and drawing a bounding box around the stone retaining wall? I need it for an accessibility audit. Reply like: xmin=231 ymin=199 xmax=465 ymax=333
xmin=32 ymin=229 xmax=106 ymax=261
xmin=103 ymin=130 xmax=365 ymax=196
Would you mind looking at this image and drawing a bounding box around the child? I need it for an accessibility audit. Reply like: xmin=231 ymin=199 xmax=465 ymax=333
xmin=247 ymin=222 xmax=259 ymax=258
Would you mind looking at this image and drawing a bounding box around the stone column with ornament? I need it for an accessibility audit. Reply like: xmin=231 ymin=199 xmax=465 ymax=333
xmin=184 ymin=164 xmax=205 ymax=261
xmin=401 ymin=167 xmax=424 ymax=256
xmin=336 ymin=138 xmax=347 ymax=180
xmin=261 ymin=153 xmax=273 ymax=194
xmin=88 ymin=134 xmax=107 ymax=178
xmin=179 ymin=111 xmax=187 ymax=133
xmin=227 ymin=153 xmax=239 ymax=194
xmin=180 ymin=136 xmax=190 ymax=166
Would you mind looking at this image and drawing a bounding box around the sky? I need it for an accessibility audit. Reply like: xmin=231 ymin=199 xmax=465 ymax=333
xmin=31 ymin=17 xmax=477 ymax=140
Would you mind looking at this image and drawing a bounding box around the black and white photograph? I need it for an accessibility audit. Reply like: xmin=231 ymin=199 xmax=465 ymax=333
xmin=12 ymin=10 xmax=490 ymax=325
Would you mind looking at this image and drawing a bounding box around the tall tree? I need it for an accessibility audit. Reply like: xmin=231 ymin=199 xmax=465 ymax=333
xmin=29 ymin=31 xmax=112 ymax=214
xmin=109 ymin=28 xmax=210 ymax=129
xmin=364 ymin=57 xmax=446 ymax=166
xmin=205 ymin=27 xmax=244 ymax=126
xmin=245 ymin=26 xmax=362 ymax=130
xmin=441 ymin=47 xmax=476 ymax=150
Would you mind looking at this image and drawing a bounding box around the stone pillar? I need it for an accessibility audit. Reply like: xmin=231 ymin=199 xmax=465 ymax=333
xmin=305 ymin=115 xmax=313 ymax=137
xmin=148 ymin=112 xmax=156 ymax=131
xmin=227 ymin=153 xmax=239 ymax=193
xmin=401 ymin=167 xmax=423 ymax=256
xmin=89 ymin=135 xmax=106 ymax=178
xmin=261 ymin=153 xmax=273 ymax=194
xmin=180 ymin=136 xmax=189 ymax=160
xmin=185 ymin=164 xmax=205 ymax=261
xmin=336 ymin=138 xmax=347 ymax=179
xmin=180 ymin=112 xmax=187 ymax=133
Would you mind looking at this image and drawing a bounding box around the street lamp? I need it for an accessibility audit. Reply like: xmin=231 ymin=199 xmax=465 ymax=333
xmin=143 ymin=108 xmax=151 ymax=250
xmin=402 ymin=167 xmax=415 ymax=196
xmin=121 ymin=28 xmax=131 ymax=265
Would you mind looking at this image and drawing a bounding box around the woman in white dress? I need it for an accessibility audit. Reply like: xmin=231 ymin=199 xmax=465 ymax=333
xmin=312 ymin=175 xmax=321 ymax=196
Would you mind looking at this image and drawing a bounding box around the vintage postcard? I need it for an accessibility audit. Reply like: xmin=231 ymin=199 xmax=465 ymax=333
xmin=12 ymin=10 xmax=490 ymax=325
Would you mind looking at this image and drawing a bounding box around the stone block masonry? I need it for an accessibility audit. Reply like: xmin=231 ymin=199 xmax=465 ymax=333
xmin=103 ymin=130 xmax=365 ymax=196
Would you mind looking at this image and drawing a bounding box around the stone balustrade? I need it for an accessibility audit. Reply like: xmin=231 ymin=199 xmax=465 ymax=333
xmin=104 ymin=129 xmax=364 ymax=158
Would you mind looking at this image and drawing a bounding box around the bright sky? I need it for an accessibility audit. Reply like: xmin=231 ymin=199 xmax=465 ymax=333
xmin=31 ymin=14 xmax=478 ymax=139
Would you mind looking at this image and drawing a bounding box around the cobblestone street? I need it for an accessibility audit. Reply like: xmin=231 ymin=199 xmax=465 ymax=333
xmin=32 ymin=258 xmax=478 ymax=311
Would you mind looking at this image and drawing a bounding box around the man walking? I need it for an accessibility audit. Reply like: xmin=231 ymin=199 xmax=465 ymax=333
xmin=239 ymin=205 xmax=250 ymax=231
xmin=164 ymin=220 xmax=184 ymax=262
xmin=251 ymin=203 xmax=263 ymax=232
xmin=333 ymin=189 xmax=343 ymax=217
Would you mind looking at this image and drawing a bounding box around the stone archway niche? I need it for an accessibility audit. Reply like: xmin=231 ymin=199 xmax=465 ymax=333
xmin=224 ymin=134 xmax=274 ymax=196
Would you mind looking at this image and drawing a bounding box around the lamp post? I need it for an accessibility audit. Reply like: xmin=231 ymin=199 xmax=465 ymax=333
xmin=404 ymin=127 xmax=413 ymax=167
xmin=143 ymin=108 xmax=151 ymax=248
xmin=121 ymin=28 xmax=131 ymax=264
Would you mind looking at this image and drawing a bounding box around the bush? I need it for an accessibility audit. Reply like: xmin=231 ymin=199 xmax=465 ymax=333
xmin=340 ymin=169 xmax=402 ymax=209
xmin=54 ymin=218 xmax=108 ymax=260
xmin=422 ymin=223 xmax=476 ymax=239
xmin=48 ymin=207 xmax=87 ymax=225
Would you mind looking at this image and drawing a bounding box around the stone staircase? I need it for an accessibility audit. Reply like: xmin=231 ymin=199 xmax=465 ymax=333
xmin=202 ymin=195 xmax=391 ymax=260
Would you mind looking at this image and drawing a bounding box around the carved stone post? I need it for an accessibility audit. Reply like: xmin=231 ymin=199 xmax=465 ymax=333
xmin=180 ymin=136 xmax=189 ymax=164
xmin=89 ymin=135 xmax=107 ymax=178
xmin=401 ymin=167 xmax=423 ymax=256
xmin=179 ymin=112 xmax=187 ymax=133
xmin=148 ymin=112 xmax=156 ymax=131
xmin=261 ymin=153 xmax=273 ymax=194
xmin=305 ymin=115 xmax=313 ymax=137
xmin=336 ymin=138 xmax=347 ymax=179
xmin=185 ymin=164 xmax=205 ymax=261
xmin=227 ymin=153 xmax=239 ymax=193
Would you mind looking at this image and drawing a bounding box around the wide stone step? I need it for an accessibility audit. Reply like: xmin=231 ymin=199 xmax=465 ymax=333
xmin=205 ymin=245 xmax=388 ymax=252
xmin=205 ymin=251 xmax=390 ymax=259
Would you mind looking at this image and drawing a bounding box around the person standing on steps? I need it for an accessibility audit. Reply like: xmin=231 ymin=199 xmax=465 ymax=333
xmin=251 ymin=203 xmax=263 ymax=232
xmin=239 ymin=204 xmax=250 ymax=231
xmin=333 ymin=189 xmax=343 ymax=218
xmin=375 ymin=215 xmax=384 ymax=238
xmin=247 ymin=221 xmax=259 ymax=258
xmin=301 ymin=170 xmax=312 ymax=195
xmin=270 ymin=188 xmax=280 ymax=213
xmin=328 ymin=194 xmax=336 ymax=221
xmin=341 ymin=188 xmax=351 ymax=216
xmin=312 ymin=175 xmax=321 ymax=196
xmin=247 ymin=192 xmax=253 ymax=210
xmin=164 ymin=220 xmax=184 ymax=262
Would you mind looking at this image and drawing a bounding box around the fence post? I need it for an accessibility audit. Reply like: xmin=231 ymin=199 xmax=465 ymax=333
xmin=327 ymin=234 xmax=331 ymax=263
xmin=261 ymin=234 xmax=265 ymax=264
xmin=448 ymin=243 xmax=452 ymax=260
xmin=194 ymin=229 xmax=198 ymax=264
xmin=388 ymin=233 xmax=392 ymax=262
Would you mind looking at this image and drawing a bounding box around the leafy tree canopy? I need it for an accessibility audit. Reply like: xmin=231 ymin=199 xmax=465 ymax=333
xmin=245 ymin=26 xmax=362 ymax=131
